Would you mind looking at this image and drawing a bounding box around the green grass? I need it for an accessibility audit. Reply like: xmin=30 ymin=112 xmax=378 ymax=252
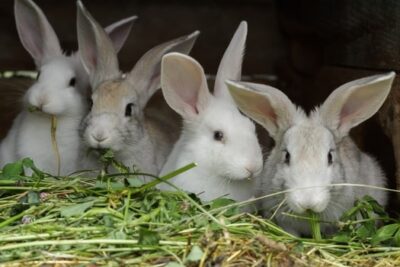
xmin=0 ymin=158 xmax=400 ymax=266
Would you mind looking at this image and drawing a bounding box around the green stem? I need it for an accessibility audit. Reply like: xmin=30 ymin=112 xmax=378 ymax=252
xmin=0 ymin=206 xmax=38 ymax=229
xmin=140 ymin=163 xmax=197 ymax=191
xmin=0 ymin=239 xmax=187 ymax=251
xmin=308 ymin=211 xmax=322 ymax=241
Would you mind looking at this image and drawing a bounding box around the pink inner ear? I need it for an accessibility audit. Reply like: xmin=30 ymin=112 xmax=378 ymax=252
xmin=18 ymin=14 xmax=44 ymax=61
xmin=338 ymin=87 xmax=372 ymax=128
xmin=253 ymin=95 xmax=278 ymax=126
xmin=339 ymin=104 xmax=352 ymax=127
xmin=187 ymin=96 xmax=199 ymax=115
xmin=179 ymin=87 xmax=200 ymax=115
xmin=80 ymin=35 xmax=98 ymax=72
xmin=172 ymin=70 xmax=204 ymax=116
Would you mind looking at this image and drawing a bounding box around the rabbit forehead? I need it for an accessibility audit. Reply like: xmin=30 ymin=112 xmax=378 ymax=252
xmin=283 ymin=122 xmax=334 ymax=157
xmin=92 ymin=79 xmax=136 ymax=113
xmin=39 ymin=56 xmax=76 ymax=80
xmin=201 ymin=100 xmax=256 ymax=134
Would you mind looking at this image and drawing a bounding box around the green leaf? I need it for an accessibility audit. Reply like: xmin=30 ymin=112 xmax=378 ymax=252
xmin=28 ymin=106 xmax=40 ymax=112
xmin=356 ymin=225 xmax=372 ymax=239
xmin=291 ymin=242 xmax=305 ymax=253
xmin=138 ymin=228 xmax=160 ymax=246
xmin=27 ymin=191 xmax=40 ymax=205
xmin=186 ymin=245 xmax=204 ymax=262
xmin=165 ymin=263 xmax=185 ymax=267
xmin=1 ymin=161 xmax=24 ymax=178
xmin=372 ymin=223 xmax=400 ymax=245
xmin=109 ymin=230 xmax=127 ymax=240
xmin=111 ymin=160 xmax=130 ymax=173
xmin=210 ymin=198 xmax=235 ymax=209
xmin=340 ymin=206 xmax=359 ymax=221
xmin=394 ymin=227 xmax=400 ymax=246
xmin=109 ymin=181 xmax=125 ymax=190
xmin=22 ymin=158 xmax=34 ymax=169
xmin=332 ymin=233 xmax=351 ymax=243
xmin=94 ymin=181 xmax=125 ymax=190
xmin=60 ymin=201 xmax=95 ymax=218
xmin=102 ymin=215 xmax=115 ymax=227
xmin=209 ymin=198 xmax=238 ymax=216
xmin=102 ymin=149 xmax=114 ymax=160
xmin=127 ymin=177 xmax=144 ymax=187
xmin=367 ymin=196 xmax=388 ymax=217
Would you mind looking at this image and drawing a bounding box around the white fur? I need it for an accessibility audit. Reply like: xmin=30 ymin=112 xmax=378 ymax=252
xmin=226 ymin=72 xmax=395 ymax=236
xmin=0 ymin=0 xmax=135 ymax=175
xmin=0 ymin=54 xmax=87 ymax=174
xmin=77 ymin=1 xmax=199 ymax=174
xmin=158 ymin=21 xmax=263 ymax=203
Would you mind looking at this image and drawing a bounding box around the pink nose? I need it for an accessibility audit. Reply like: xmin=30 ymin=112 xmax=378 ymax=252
xmin=32 ymin=95 xmax=48 ymax=111
xmin=91 ymin=132 xmax=108 ymax=143
xmin=245 ymin=164 xmax=262 ymax=177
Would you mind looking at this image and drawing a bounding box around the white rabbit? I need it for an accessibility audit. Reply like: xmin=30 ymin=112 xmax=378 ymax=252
xmin=0 ymin=0 xmax=136 ymax=175
xmin=77 ymin=0 xmax=199 ymax=175
xmin=226 ymin=72 xmax=395 ymax=236
xmin=158 ymin=21 xmax=263 ymax=203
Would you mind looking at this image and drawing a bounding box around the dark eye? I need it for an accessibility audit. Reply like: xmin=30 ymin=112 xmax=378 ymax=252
xmin=36 ymin=71 xmax=41 ymax=80
xmin=88 ymin=98 xmax=93 ymax=109
xmin=284 ymin=150 xmax=290 ymax=164
xmin=213 ymin=130 xmax=224 ymax=142
xmin=328 ymin=150 xmax=333 ymax=165
xmin=69 ymin=77 xmax=76 ymax=87
xmin=125 ymin=103 xmax=134 ymax=117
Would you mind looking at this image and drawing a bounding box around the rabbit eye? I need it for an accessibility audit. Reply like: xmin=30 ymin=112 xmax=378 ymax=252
xmin=213 ymin=130 xmax=224 ymax=142
xmin=88 ymin=98 xmax=93 ymax=109
xmin=328 ymin=150 xmax=334 ymax=165
xmin=69 ymin=77 xmax=76 ymax=87
xmin=283 ymin=150 xmax=290 ymax=164
xmin=125 ymin=103 xmax=134 ymax=117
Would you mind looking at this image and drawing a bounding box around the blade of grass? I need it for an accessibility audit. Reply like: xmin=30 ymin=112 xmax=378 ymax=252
xmin=50 ymin=115 xmax=61 ymax=176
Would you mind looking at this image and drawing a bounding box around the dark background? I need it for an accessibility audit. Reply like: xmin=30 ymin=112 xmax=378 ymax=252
xmin=0 ymin=0 xmax=283 ymax=75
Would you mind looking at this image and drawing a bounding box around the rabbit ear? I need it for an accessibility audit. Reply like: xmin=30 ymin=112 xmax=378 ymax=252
xmin=214 ymin=21 xmax=247 ymax=102
xmin=104 ymin=15 xmax=137 ymax=53
xmin=320 ymin=72 xmax=395 ymax=138
xmin=226 ymin=80 xmax=296 ymax=139
xmin=77 ymin=0 xmax=120 ymax=89
xmin=161 ymin=53 xmax=212 ymax=119
xmin=126 ymin=31 xmax=200 ymax=108
xmin=14 ymin=0 xmax=62 ymax=66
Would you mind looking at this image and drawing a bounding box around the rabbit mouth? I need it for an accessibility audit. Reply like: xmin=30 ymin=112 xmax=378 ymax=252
xmin=221 ymin=173 xmax=254 ymax=182
xmin=27 ymin=105 xmax=55 ymax=116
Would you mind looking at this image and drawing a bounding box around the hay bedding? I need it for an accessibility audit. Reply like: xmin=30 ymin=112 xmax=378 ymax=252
xmin=0 ymin=156 xmax=399 ymax=267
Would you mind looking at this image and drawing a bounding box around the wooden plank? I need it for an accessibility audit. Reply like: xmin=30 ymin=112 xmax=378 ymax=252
xmin=277 ymin=0 xmax=400 ymax=71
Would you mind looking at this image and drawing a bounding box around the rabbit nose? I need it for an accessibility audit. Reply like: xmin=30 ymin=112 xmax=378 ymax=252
xmin=245 ymin=167 xmax=254 ymax=177
xmin=92 ymin=132 xmax=108 ymax=143
xmin=245 ymin=165 xmax=261 ymax=177
xmin=32 ymin=95 xmax=48 ymax=111
xmin=38 ymin=95 xmax=48 ymax=106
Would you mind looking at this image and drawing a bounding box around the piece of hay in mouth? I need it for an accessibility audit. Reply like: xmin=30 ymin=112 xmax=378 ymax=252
xmin=51 ymin=115 xmax=61 ymax=176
